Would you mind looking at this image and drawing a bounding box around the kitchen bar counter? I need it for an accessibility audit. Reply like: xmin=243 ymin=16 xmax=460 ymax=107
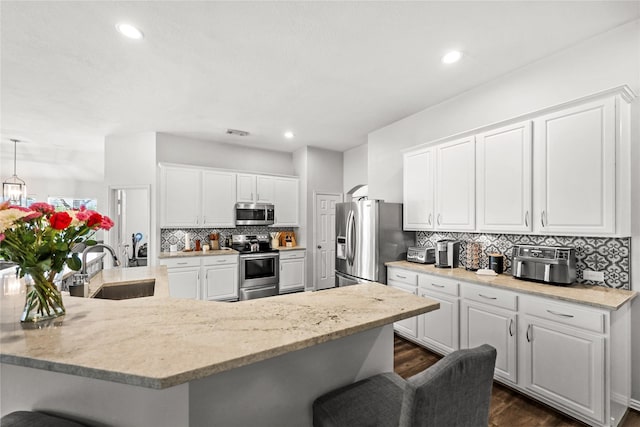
xmin=157 ymin=248 xmax=238 ymax=258
xmin=385 ymin=261 xmax=636 ymax=310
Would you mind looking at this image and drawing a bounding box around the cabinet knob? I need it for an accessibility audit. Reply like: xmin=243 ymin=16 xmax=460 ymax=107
xmin=317 ymin=245 xmax=322 ymax=249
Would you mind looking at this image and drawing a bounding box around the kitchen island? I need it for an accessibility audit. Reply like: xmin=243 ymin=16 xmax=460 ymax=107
xmin=0 ymin=266 xmax=438 ymax=426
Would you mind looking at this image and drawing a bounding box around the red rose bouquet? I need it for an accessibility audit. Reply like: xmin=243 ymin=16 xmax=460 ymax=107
xmin=0 ymin=201 xmax=114 ymax=325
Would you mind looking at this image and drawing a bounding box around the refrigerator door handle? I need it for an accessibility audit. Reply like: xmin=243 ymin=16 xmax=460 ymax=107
xmin=346 ymin=210 xmax=354 ymax=266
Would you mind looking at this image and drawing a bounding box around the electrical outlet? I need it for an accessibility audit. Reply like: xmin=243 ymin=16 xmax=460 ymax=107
xmin=583 ymin=270 xmax=605 ymax=282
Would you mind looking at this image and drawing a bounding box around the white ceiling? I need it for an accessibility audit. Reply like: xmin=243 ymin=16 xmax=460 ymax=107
xmin=1 ymin=1 xmax=638 ymax=156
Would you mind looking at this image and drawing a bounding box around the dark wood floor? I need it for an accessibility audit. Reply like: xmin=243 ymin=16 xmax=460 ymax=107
xmin=394 ymin=335 xmax=640 ymax=427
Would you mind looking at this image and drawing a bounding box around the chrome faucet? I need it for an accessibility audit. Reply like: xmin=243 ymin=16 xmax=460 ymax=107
xmin=72 ymin=244 xmax=121 ymax=289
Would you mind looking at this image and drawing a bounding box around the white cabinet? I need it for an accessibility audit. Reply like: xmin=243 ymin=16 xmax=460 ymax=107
xmin=521 ymin=297 xmax=606 ymax=424
xmin=273 ymin=177 xmax=299 ymax=226
xmin=387 ymin=268 xmax=419 ymax=339
xmin=461 ymin=284 xmax=518 ymax=385
xmin=160 ymin=166 xmax=235 ymax=228
xmin=237 ymin=174 xmax=257 ymax=203
xmin=435 ymin=136 xmax=476 ymax=231
xmin=476 ymin=121 xmax=532 ymax=233
xmin=418 ymin=275 xmax=459 ymax=355
xmin=237 ymin=174 xmax=276 ymax=203
xmin=256 ymin=176 xmax=275 ymax=203
xmin=202 ymin=255 xmax=238 ymax=301
xmin=403 ymin=147 xmax=435 ymax=230
xmin=279 ymin=250 xmax=305 ymax=294
xmin=533 ymin=97 xmax=616 ymax=235
xmin=202 ymin=171 xmax=236 ymax=227
xmin=160 ymin=258 xmax=201 ymax=300
xmin=160 ymin=166 xmax=201 ymax=227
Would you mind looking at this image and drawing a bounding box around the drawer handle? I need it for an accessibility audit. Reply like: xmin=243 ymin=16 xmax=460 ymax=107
xmin=526 ymin=324 xmax=532 ymax=342
xmin=508 ymin=318 xmax=514 ymax=337
xmin=546 ymin=309 xmax=574 ymax=318
xmin=218 ymin=259 xmax=226 ymax=262
xmin=478 ymin=293 xmax=497 ymax=300
xmin=177 ymin=262 xmax=188 ymax=265
xmin=396 ymin=274 xmax=407 ymax=279
xmin=431 ymin=283 xmax=445 ymax=288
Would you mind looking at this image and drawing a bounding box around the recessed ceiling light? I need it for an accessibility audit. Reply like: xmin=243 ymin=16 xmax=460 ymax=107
xmin=442 ymin=50 xmax=462 ymax=64
xmin=284 ymin=131 xmax=295 ymax=139
xmin=116 ymin=23 xmax=144 ymax=40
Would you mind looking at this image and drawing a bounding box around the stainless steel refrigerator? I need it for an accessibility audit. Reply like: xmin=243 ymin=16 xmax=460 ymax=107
xmin=335 ymin=200 xmax=413 ymax=286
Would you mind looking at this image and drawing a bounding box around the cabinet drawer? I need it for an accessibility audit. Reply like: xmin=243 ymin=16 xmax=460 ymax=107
xmin=418 ymin=274 xmax=459 ymax=297
xmin=280 ymin=250 xmax=305 ymax=260
xmin=160 ymin=257 xmax=201 ymax=269
xmin=387 ymin=280 xmax=417 ymax=295
xmin=522 ymin=297 xmax=604 ymax=334
xmin=461 ymin=283 xmax=517 ymax=311
xmin=387 ymin=268 xmax=418 ymax=286
xmin=202 ymin=254 xmax=238 ymax=266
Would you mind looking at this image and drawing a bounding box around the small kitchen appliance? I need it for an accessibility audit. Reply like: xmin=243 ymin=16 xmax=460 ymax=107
xmin=435 ymin=239 xmax=460 ymax=268
xmin=235 ymin=203 xmax=275 ymax=226
xmin=511 ymin=245 xmax=576 ymax=285
xmin=407 ymin=247 xmax=435 ymax=264
xmin=232 ymin=234 xmax=279 ymax=300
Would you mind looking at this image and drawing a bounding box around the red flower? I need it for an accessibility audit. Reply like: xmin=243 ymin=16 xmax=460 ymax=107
xmin=0 ymin=233 xmax=4 ymax=242
xmin=29 ymin=202 xmax=55 ymax=215
xmin=50 ymin=212 xmax=72 ymax=230
xmin=87 ymin=212 xmax=103 ymax=228
xmin=100 ymin=215 xmax=114 ymax=231
xmin=23 ymin=211 xmax=42 ymax=221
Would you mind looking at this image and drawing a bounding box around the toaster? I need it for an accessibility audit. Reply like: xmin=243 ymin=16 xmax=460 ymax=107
xmin=407 ymin=247 xmax=435 ymax=264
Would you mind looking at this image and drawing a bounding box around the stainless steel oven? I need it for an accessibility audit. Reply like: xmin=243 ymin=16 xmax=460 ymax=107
xmin=239 ymin=252 xmax=279 ymax=300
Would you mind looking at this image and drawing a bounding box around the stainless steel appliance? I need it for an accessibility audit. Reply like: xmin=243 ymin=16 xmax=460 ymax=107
xmin=407 ymin=247 xmax=435 ymax=264
xmin=335 ymin=200 xmax=413 ymax=286
xmin=232 ymin=234 xmax=279 ymax=300
xmin=512 ymin=245 xmax=576 ymax=285
xmin=235 ymin=203 xmax=275 ymax=226
xmin=435 ymin=239 xmax=460 ymax=268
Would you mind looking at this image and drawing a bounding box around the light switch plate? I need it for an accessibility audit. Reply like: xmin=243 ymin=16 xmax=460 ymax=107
xmin=583 ymin=270 xmax=605 ymax=282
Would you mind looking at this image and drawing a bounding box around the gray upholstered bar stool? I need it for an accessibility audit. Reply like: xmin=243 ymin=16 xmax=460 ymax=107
xmin=313 ymin=344 xmax=497 ymax=427
xmin=1 ymin=411 xmax=88 ymax=427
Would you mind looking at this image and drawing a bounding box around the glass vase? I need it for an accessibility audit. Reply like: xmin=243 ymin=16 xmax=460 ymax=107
xmin=20 ymin=268 xmax=65 ymax=328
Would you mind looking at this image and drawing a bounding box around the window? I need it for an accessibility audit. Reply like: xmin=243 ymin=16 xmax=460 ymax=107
xmin=47 ymin=197 xmax=98 ymax=211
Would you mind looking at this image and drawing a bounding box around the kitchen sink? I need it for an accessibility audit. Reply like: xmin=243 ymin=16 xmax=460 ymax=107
xmin=93 ymin=280 xmax=155 ymax=300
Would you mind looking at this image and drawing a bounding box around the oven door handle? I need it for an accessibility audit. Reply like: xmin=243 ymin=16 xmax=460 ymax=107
xmin=240 ymin=252 xmax=280 ymax=259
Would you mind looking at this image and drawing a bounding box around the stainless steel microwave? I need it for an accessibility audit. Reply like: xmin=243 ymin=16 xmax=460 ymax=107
xmin=235 ymin=203 xmax=275 ymax=226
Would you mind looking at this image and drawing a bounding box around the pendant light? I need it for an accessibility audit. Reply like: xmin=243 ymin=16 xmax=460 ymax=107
xmin=3 ymin=139 xmax=27 ymax=206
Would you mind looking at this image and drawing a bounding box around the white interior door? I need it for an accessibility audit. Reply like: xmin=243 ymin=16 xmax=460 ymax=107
xmin=314 ymin=193 xmax=342 ymax=290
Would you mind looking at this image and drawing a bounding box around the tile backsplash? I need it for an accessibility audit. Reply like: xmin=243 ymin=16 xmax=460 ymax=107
xmin=161 ymin=226 xmax=294 ymax=252
xmin=416 ymin=232 xmax=631 ymax=290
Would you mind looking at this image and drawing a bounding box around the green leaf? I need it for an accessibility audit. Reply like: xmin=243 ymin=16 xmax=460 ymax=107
xmin=67 ymin=254 xmax=82 ymax=271
xmin=85 ymin=240 xmax=97 ymax=246
xmin=56 ymin=242 xmax=68 ymax=251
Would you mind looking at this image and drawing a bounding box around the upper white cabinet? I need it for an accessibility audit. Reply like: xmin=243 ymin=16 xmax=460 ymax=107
xmin=237 ymin=174 xmax=275 ymax=203
xmin=435 ymin=136 xmax=476 ymax=231
xmin=161 ymin=166 xmax=235 ymax=228
xmin=202 ymin=171 xmax=236 ymax=228
xmin=533 ymin=97 xmax=615 ymax=235
xmin=273 ymin=177 xmax=299 ymax=226
xmin=403 ymin=148 xmax=435 ymax=230
xmin=160 ymin=166 xmax=202 ymax=227
xmin=476 ymin=121 xmax=532 ymax=233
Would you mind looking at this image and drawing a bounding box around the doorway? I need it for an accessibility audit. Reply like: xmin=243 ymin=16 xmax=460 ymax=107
xmin=109 ymin=186 xmax=151 ymax=268
xmin=313 ymin=192 xmax=342 ymax=290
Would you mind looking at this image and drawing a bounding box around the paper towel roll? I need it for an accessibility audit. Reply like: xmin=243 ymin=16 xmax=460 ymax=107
xmin=184 ymin=233 xmax=191 ymax=250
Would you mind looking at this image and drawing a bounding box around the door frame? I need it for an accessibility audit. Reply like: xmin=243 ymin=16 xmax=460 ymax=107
xmin=108 ymin=185 xmax=152 ymax=265
xmin=312 ymin=191 xmax=343 ymax=291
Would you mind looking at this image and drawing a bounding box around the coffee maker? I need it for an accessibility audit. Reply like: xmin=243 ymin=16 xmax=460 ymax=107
xmin=435 ymin=239 xmax=460 ymax=268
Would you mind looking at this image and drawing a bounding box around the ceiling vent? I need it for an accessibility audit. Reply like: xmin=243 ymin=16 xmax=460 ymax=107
xmin=226 ymin=129 xmax=250 ymax=137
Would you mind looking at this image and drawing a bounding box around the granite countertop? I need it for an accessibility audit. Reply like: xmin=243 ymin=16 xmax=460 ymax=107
xmin=385 ymin=261 xmax=636 ymax=310
xmin=0 ymin=267 xmax=438 ymax=390
xmin=158 ymin=248 xmax=239 ymax=258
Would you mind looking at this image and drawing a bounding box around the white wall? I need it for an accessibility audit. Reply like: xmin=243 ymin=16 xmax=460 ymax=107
xmin=156 ymin=133 xmax=294 ymax=176
xmin=343 ymin=143 xmax=368 ymax=194
xmin=368 ymin=20 xmax=640 ymax=402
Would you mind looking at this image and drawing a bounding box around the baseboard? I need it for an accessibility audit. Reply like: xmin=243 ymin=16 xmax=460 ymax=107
xmin=630 ymin=398 xmax=640 ymax=412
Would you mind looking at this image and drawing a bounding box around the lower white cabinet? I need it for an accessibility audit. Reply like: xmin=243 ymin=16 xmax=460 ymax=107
xmin=387 ymin=266 xmax=631 ymax=427
xmin=279 ymin=250 xmax=306 ymax=294
xmin=161 ymin=255 xmax=238 ymax=302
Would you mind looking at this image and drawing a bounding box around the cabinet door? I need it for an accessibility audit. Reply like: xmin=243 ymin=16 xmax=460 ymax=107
xmin=273 ymin=178 xmax=299 ymax=226
xmin=203 ymin=264 xmax=238 ymax=301
xmin=202 ymin=171 xmax=236 ymax=227
xmin=403 ymin=148 xmax=435 ymax=230
xmin=237 ymin=174 xmax=256 ymax=203
xmin=418 ymin=289 xmax=459 ymax=355
xmin=279 ymin=258 xmax=305 ymax=293
xmin=534 ymin=97 xmax=615 ymax=235
xmin=461 ymin=300 xmax=517 ymax=384
xmin=256 ymin=176 xmax=275 ymax=203
xmin=521 ymin=315 xmax=605 ymax=424
xmin=161 ymin=167 xmax=201 ymax=227
xmin=167 ymin=268 xmax=200 ymax=299
xmin=476 ymin=121 xmax=532 ymax=233
xmin=435 ymin=137 xmax=475 ymax=231
xmin=388 ymin=281 xmax=418 ymax=339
